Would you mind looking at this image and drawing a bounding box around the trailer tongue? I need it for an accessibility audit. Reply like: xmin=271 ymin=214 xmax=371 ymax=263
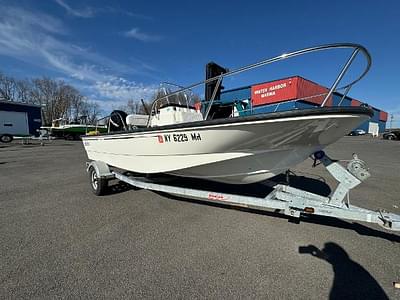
xmin=87 ymin=151 xmax=400 ymax=232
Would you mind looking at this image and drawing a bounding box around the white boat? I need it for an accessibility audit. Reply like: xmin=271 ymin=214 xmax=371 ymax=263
xmin=82 ymin=43 xmax=373 ymax=184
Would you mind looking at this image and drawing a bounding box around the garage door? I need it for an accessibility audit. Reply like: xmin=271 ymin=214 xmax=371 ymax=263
xmin=0 ymin=110 xmax=29 ymax=136
xmin=368 ymin=122 xmax=379 ymax=137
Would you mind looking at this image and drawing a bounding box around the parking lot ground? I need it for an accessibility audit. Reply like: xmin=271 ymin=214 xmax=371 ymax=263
xmin=0 ymin=136 xmax=399 ymax=299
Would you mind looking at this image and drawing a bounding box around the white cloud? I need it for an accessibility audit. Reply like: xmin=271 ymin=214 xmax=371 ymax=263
xmin=124 ymin=27 xmax=162 ymax=42
xmin=124 ymin=11 xmax=153 ymax=20
xmin=0 ymin=9 xmax=63 ymax=62
xmin=95 ymin=77 xmax=157 ymax=100
xmin=4 ymin=6 xmax=65 ymax=34
xmin=54 ymin=1 xmax=152 ymax=20
xmin=0 ymin=5 xmax=159 ymax=113
xmin=40 ymin=50 xmax=102 ymax=81
xmin=54 ymin=0 xmax=94 ymax=18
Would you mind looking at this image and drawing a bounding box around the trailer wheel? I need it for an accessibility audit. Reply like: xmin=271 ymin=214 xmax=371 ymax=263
xmin=64 ymin=134 xmax=74 ymax=141
xmin=0 ymin=134 xmax=13 ymax=143
xmin=89 ymin=166 xmax=107 ymax=196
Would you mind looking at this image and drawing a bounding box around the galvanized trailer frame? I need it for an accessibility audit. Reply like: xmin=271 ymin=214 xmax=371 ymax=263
xmin=86 ymin=151 xmax=400 ymax=232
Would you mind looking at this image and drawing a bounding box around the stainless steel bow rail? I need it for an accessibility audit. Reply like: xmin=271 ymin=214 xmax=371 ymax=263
xmin=87 ymin=151 xmax=400 ymax=232
xmin=147 ymin=43 xmax=372 ymax=124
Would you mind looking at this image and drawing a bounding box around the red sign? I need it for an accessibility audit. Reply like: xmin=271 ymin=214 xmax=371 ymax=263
xmin=379 ymin=111 xmax=388 ymax=122
xmin=251 ymin=78 xmax=297 ymax=106
xmin=351 ymin=99 xmax=362 ymax=106
xmin=157 ymin=135 xmax=164 ymax=143
xmin=251 ymin=76 xmax=332 ymax=107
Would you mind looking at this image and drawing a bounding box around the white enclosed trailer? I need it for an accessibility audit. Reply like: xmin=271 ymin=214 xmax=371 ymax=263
xmin=0 ymin=101 xmax=42 ymax=143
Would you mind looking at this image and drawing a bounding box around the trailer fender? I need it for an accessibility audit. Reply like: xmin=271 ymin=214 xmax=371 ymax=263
xmin=86 ymin=160 xmax=114 ymax=179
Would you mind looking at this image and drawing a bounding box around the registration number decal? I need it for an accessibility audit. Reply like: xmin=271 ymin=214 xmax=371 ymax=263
xmin=157 ymin=132 xmax=202 ymax=143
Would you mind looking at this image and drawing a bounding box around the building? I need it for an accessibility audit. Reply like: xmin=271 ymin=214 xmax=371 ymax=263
xmin=0 ymin=101 xmax=42 ymax=142
xmin=216 ymin=76 xmax=387 ymax=134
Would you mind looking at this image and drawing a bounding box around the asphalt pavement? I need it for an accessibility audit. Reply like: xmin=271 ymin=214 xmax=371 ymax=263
xmin=0 ymin=136 xmax=399 ymax=299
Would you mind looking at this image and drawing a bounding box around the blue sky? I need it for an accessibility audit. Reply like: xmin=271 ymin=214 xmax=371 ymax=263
xmin=0 ymin=0 xmax=399 ymax=125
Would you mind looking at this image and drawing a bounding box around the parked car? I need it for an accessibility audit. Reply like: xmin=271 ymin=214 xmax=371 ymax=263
xmin=348 ymin=129 xmax=366 ymax=136
xmin=382 ymin=130 xmax=400 ymax=140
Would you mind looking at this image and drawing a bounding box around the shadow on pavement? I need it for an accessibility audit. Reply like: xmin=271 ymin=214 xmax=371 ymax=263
xmin=110 ymin=173 xmax=400 ymax=243
xmin=299 ymin=243 xmax=389 ymax=300
xmin=301 ymin=215 xmax=400 ymax=243
xmin=159 ymin=192 xmax=400 ymax=243
xmin=146 ymin=173 xmax=331 ymax=198
xmin=105 ymin=180 xmax=135 ymax=195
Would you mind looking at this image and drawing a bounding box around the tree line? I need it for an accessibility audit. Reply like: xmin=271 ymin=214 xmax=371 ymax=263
xmin=0 ymin=70 xmax=100 ymax=125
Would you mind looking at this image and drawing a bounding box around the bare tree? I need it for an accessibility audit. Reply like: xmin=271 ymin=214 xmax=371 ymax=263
xmin=0 ymin=72 xmax=17 ymax=101
xmin=28 ymin=78 xmax=87 ymax=125
xmin=82 ymin=101 xmax=101 ymax=124
xmin=125 ymin=98 xmax=151 ymax=114
xmin=0 ymin=69 xmax=103 ymax=125
xmin=31 ymin=78 xmax=58 ymax=124
xmin=126 ymin=99 xmax=144 ymax=114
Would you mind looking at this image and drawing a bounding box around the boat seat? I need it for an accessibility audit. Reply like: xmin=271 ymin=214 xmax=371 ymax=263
xmin=126 ymin=114 xmax=149 ymax=128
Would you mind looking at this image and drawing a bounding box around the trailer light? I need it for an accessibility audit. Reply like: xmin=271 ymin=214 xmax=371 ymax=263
xmin=304 ymin=207 xmax=315 ymax=213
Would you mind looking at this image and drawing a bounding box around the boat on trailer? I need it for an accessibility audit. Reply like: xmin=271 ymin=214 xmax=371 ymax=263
xmin=83 ymin=106 xmax=371 ymax=184
xmin=83 ymin=43 xmax=372 ymax=184
xmin=43 ymin=117 xmax=107 ymax=140
xmin=83 ymin=43 xmax=400 ymax=232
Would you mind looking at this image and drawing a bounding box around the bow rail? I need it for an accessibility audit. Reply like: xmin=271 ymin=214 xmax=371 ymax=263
xmin=147 ymin=43 xmax=372 ymax=126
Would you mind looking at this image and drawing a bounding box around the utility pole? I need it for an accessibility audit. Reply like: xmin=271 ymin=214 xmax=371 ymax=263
xmin=389 ymin=114 xmax=394 ymax=129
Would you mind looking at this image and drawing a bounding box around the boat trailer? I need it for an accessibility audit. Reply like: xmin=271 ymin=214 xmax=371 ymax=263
xmin=86 ymin=151 xmax=400 ymax=232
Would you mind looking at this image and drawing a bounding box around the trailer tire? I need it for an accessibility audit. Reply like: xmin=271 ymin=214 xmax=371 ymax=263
xmin=0 ymin=134 xmax=13 ymax=143
xmin=89 ymin=166 xmax=108 ymax=196
xmin=64 ymin=134 xmax=74 ymax=141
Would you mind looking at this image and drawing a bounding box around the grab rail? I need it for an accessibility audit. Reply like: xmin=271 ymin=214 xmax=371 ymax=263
xmin=147 ymin=43 xmax=371 ymax=126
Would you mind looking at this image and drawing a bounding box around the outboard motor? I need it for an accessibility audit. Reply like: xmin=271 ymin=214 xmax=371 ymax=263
xmin=109 ymin=110 xmax=128 ymax=132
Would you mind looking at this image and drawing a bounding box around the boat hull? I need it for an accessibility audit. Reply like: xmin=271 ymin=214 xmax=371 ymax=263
xmin=82 ymin=107 xmax=371 ymax=184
